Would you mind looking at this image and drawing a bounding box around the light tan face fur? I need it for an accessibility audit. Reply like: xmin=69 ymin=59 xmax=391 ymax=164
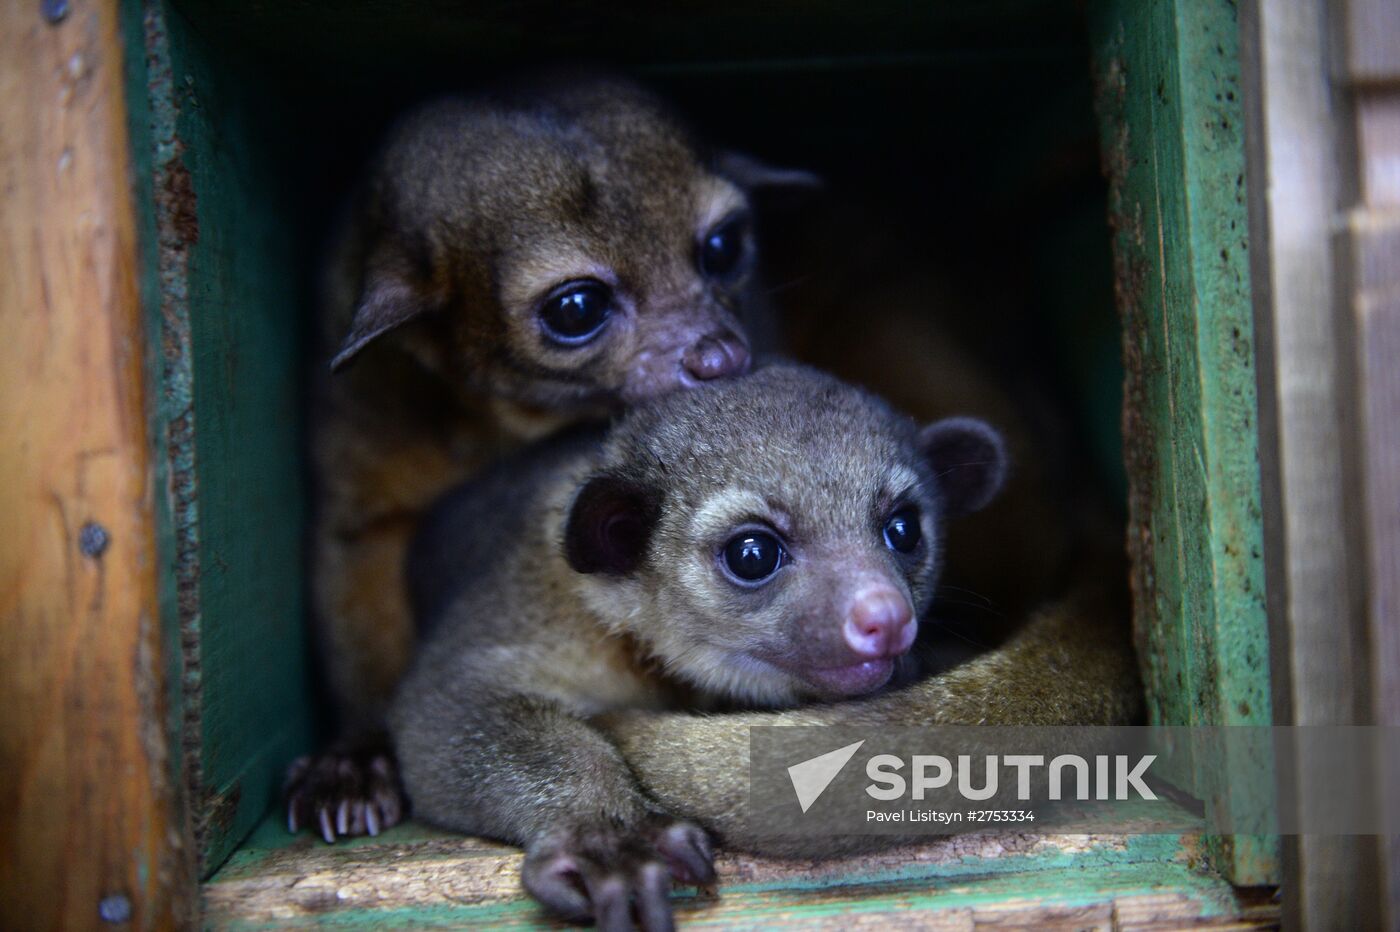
xmin=488 ymin=177 xmax=755 ymax=406
xmin=653 ymin=481 xmax=937 ymax=705
xmin=571 ymin=366 xmax=957 ymax=707
xmin=335 ymin=78 xmax=769 ymax=410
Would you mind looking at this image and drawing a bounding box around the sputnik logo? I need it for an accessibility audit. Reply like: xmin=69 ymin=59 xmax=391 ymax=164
xmin=787 ymin=740 xmax=865 ymax=813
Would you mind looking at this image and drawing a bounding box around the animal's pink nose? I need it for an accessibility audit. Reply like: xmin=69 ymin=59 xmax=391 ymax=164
xmin=682 ymin=333 xmax=750 ymax=381
xmin=843 ymin=588 xmax=916 ymax=659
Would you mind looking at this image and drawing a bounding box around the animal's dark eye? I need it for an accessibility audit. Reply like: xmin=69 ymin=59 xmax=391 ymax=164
xmin=699 ymin=214 xmax=752 ymax=281
xmin=883 ymin=507 xmax=922 ymax=554
xmin=539 ymin=281 xmax=613 ymax=345
xmin=721 ymin=531 xmax=784 ymax=583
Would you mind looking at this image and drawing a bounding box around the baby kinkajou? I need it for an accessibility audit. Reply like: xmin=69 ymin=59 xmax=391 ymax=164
xmin=393 ymin=363 xmax=1009 ymax=929
xmin=294 ymin=74 xmax=815 ymax=839
xmin=591 ymin=216 xmax=1149 ymax=862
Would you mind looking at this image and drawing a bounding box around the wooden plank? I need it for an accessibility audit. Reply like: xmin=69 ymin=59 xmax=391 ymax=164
xmin=130 ymin=0 xmax=314 ymax=872
xmin=1341 ymin=2 xmax=1400 ymax=909
xmin=203 ymin=819 xmax=1275 ymax=930
xmin=1355 ymin=92 xmax=1400 ymax=207
xmin=0 ymin=0 xmax=192 ymax=927
xmin=1345 ymin=210 xmax=1400 ymax=931
xmin=1238 ymin=0 xmax=1389 ymax=924
xmin=1088 ymin=0 xmax=1275 ymax=886
xmin=1330 ymin=0 xmax=1398 ymax=920
xmin=1340 ymin=0 xmax=1400 ymax=84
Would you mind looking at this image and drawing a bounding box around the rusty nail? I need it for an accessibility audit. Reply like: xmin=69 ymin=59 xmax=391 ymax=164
xmin=98 ymin=894 xmax=131 ymax=923
xmin=79 ymin=521 xmax=109 ymax=558
xmin=40 ymin=0 xmax=68 ymax=24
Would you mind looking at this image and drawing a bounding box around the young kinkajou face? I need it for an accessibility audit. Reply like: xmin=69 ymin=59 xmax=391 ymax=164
xmin=393 ymin=364 xmax=1011 ymax=927
xmin=332 ymin=76 xmax=815 ymax=408
xmin=564 ymin=365 xmax=1009 ymax=706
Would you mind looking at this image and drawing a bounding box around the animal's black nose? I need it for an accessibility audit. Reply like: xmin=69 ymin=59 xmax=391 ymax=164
xmin=682 ymin=333 xmax=751 ymax=381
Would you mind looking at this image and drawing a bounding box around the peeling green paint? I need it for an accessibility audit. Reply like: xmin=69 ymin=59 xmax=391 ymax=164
xmin=120 ymin=0 xmax=188 ymax=903
xmin=128 ymin=0 xmax=314 ymax=877
xmin=1088 ymin=0 xmax=1275 ymax=885
xmin=206 ymin=813 xmax=1250 ymax=929
xmin=210 ymin=850 xmax=1244 ymax=930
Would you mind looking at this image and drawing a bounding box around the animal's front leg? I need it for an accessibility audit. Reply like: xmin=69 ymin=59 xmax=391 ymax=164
xmin=393 ymin=683 xmax=714 ymax=931
xmin=524 ymin=811 xmax=714 ymax=931
xmin=286 ymin=518 xmax=420 ymax=842
xmin=283 ymin=736 xmax=404 ymax=842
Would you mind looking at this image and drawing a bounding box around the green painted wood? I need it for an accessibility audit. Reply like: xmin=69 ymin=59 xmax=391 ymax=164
xmin=120 ymin=0 xmax=194 ymax=876
xmin=216 ymin=810 xmax=1205 ymax=884
xmin=1088 ymin=0 xmax=1275 ymax=885
xmin=210 ymin=864 xmax=1248 ymax=930
xmin=130 ymin=0 xmax=314 ymax=876
xmin=206 ymin=814 xmax=1255 ymax=930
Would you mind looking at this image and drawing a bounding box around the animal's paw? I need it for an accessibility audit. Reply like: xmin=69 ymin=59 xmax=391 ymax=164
xmin=284 ymin=745 xmax=406 ymax=843
xmin=522 ymin=813 xmax=715 ymax=932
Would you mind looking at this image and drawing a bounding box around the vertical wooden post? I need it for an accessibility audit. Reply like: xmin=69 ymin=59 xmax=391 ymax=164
xmin=1339 ymin=0 xmax=1400 ymax=924
xmin=0 ymin=0 xmax=191 ymax=927
xmin=1089 ymin=0 xmax=1276 ymax=886
xmin=1240 ymin=0 xmax=1397 ymax=925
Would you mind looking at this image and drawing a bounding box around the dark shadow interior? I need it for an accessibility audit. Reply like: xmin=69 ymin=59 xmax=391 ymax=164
xmin=160 ymin=0 xmax=1125 ymax=865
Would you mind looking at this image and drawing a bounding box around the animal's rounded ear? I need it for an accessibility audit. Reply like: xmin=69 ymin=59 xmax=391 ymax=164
xmin=918 ymin=417 xmax=1008 ymax=519
xmin=331 ymin=244 xmax=434 ymax=372
xmin=715 ymin=150 xmax=823 ymax=193
xmin=564 ymin=475 xmax=663 ymax=576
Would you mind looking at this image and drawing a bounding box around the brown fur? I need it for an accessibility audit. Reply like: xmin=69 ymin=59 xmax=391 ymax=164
xmin=391 ymin=363 xmax=1010 ymax=926
xmin=594 ymin=213 xmax=1146 ymax=861
xmin=295 ymin=73 xmax=813 ymax=841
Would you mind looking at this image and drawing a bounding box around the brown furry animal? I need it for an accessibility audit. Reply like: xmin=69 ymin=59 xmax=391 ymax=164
xmin=597 ymin=208 xmax=1145 ymax=862
xmin=392 ymin=363 xmax=1010 ymax=928
xmin=290 ymin=74 xmax=815 ymax=841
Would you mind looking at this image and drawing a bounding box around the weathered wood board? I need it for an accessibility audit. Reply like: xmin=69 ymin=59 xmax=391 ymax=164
xmin=124 ymin=0 xmax=315 ymax=874
xmin=0 ymin=0 xmax=190 ymax=926
xmin=1239 ymin=0 xmax=1400 ymax=922
xmin=205 ymin=819 xmax=1278 ymax=930
xmin=1088 ymin=0 xmax=1276 ymax=886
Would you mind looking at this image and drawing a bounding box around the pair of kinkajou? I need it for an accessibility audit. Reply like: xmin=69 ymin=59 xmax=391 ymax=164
xmin=290 ymin=73 xmax=1142 ymax=929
